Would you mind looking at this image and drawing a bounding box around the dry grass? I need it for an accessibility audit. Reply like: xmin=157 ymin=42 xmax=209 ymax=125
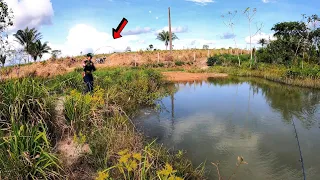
xmin=0 ymin=49 xmax=249 ymax=80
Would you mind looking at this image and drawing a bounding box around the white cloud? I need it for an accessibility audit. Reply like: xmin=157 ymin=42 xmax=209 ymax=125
xmin=149 ymin=11 xmax=152 ymax=13
xmin=262 ymin=0 xmax=277 ymax=3
xmin=156 ymin=26 xmax=188 ymax=34
xmin=122 ymin=27 xmax=153 ymax=35
xmin=186 ymin=0 xmax=214 ymax=5
xmin=48 ymin=24 xmax=140 ymax=57
xmin=165 ymin=38 xmax=217 ymax=50
xmin=4 ymin=0 xmax=54 ymax=32
xmin=245 ymin=33 xmax=276 ymax=44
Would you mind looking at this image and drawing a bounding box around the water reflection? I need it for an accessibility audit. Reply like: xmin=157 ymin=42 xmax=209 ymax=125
xmin=207 ymin=77 xmax=320 ymax=129
xmin=135 ymin=77 xmax=320 ymax=180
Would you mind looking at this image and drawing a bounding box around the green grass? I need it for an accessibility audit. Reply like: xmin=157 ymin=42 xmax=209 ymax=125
xmin=0 ymin=120 xmax=62 ymax=179
xmin=190 ymin=61 xmax=320 ymax=89
xmin=0 ymin=67 xmax=205 ymax=179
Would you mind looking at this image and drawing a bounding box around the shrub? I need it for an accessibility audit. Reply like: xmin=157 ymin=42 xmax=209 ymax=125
xmin=174 ymin=61 xmax=185 ymax=66
xmin=207 ymin=56 xmax=219 ymax=66
xmin=158 ymin=63 xmax=165 ymax=67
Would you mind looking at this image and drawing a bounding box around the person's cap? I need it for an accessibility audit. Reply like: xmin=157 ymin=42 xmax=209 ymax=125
xmin=86 ymin=53 xmax=93 ymax=58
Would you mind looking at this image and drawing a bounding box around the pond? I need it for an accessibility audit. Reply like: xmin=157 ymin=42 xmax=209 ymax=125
xmin=134 ymin=77 xmax=320 ymax=180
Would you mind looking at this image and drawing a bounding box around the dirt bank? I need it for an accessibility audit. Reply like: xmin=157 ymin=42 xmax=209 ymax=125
xmin=162 ymin=71 xmax=228 ymax=82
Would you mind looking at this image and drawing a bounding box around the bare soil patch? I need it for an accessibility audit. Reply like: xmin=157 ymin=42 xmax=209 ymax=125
xmin=162 ymin=71 xmax=228 ymax=82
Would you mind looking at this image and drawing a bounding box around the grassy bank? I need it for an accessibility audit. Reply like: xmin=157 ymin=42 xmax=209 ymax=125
xmin=188 ymin=62 xmax=320 ymax=89
xmin=0 ymin=67 xmax=205 ymax=179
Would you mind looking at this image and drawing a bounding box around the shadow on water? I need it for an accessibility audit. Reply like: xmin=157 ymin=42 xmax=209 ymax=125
xmin=135 ymin=77 xmax=320 ymax=180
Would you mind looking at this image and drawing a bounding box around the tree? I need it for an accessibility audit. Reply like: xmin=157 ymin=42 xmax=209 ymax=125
xmin=13 ymin=27 xmax=42 ymax=62
xmin=271 ymin=16 xmax=320 ymax=65
xmin=203 ymin=45 xmax=209 ymax=49
xmin=149 ymin=44 xmax=154 ymax=51
xmin=258 ymin=38 xmax=267 ymax=47
xmin=0 ymin=1 xmax=13 ymax=71
xmin=51 ymin=50 xmax=61 ymax=60
xmin=125 ymin=46 xmax=131 ymax=52
xmin=244 ymin=7 xmax=263 ymax=65
xmin=29 ymin=40 xmax=51 ymax=62
xmin=0 ymin=54 xmax=6 ymax=67
xmin=0 ymin=1 xmax=13 ymax=45
xmin=156 ymin=30 xmax=178 ymax=50
xmin=222 ymin=11 xmax=241 ymax=66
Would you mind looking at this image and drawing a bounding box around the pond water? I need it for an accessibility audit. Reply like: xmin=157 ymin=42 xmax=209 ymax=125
xmin=134 ymin=77 xmax=320 ymax=180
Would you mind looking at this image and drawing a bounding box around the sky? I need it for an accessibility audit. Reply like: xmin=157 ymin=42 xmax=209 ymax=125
xmin=3 ymin=0 xmax=320 ymax=59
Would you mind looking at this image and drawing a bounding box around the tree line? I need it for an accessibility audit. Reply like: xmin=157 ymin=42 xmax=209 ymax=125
xmin=257 ymin=15 xmax=320 ymax=66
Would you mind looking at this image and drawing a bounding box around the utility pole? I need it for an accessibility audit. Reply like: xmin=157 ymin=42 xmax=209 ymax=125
xmin=168 ymin=7 xmax=172 ymax=53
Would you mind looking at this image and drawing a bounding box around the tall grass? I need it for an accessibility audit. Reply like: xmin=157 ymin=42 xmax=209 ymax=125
xmin=1 ymin=67 xmax=206 ymax=179
xmin=59 ymin=68 xmax=204 ymax=179
xmin=0 ymin=119 xmax=61 ymax=179
xmin=0 ymin=78 xmax=62 ymax=179
xmin=0 ymin=78 xmax=56 ymax=132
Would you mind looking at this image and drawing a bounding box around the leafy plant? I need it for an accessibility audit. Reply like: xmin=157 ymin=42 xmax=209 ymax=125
xmin=174 ymin=61 xmax=185 ymax=66
xmin=207 ymin=56 xmax=220 ymax=66
xmin=0 ymin=122 xmax=61 ymax=179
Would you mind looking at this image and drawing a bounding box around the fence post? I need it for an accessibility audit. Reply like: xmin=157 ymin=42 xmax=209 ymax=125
xmin=158 ymin=52 xmax=160 ymax=63
xmin=193 ymin=52 xmax=196 ymax=62
xmin=207 ymin=49 xmax=210 ymax=57
xmin=135 ymin=54 xmax=137 ymax=67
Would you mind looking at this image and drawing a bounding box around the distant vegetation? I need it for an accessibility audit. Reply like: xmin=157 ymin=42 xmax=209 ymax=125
xmin=207 ymin=13 xmax=320 ymax=88
xmin=156 ymin=30 xmax=178 ymax=50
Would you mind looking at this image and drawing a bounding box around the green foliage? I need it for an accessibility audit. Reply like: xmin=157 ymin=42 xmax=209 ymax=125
xmin=64 ymin=90 xmax=92 ymax=132
xmin=44 ymin=71 xmax=83 ymax=93
xmin=29 ymin=40 xmax=51 ymax=62
xmin=0 ymin=78 xmax=52 ymax=126
xmin=156 ymin=30 xmax=178 ymax=50
xmin=174 ymin=61 xmax=185 ymax=66
xmin=13 ymin=27 xmax=43 ymax=58
xmin=0 ymin=122 xmax=61 ymax=179
xmin=207 ymin=56 xmax=219 ymax=66
xmin=286 ymin=66 xmax=320 ymax=79
xmin=207 ymin=54 xmax=250 ymax=66
xmin=0 ymin=1 xmax=14 ymax=44
xmin=257 ymin=15 xmax=320 ymax=65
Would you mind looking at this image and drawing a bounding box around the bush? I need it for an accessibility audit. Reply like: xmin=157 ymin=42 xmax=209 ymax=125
xmin=174 ymin=61 xmax=185 ymax=66
xmin=207 ymin=56 xmax=219 ymax=66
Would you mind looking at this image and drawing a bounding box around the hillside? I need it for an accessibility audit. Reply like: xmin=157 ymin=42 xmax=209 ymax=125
xmin=0 ymin=49 xmax=249 ymax=79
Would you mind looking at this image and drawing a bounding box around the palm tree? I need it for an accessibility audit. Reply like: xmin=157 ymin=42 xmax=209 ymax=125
xmin=13 ymin=27 xmax=42 ymax=62
xmin=29 ymin=40 xmax=51 ymax=62
xmin=258 ymin=38 xmax=267 ymax=48
xmin=156 ymin=30 xmax=178 ymax=50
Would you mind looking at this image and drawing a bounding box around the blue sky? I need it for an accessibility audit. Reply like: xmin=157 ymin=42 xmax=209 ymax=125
xmin=5 ymin=0 xmax=320 ymax=57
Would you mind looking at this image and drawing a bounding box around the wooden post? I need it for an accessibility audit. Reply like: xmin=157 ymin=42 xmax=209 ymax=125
xmin=168 ymin=7 xmax=172 ymax=53
xmin=135 ymin=54 xmax=137 ymax=67
xmin=207 ymin=49 xmax=210 ymax=57
xmin=158 ymin=52 xmax=160 ymax=63
xmin=193 ymin=52 xmax=196 ymax=62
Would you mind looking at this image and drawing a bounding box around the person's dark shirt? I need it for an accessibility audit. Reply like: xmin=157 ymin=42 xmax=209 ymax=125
xmin=83 ymin=60 xmax=96 ymax=81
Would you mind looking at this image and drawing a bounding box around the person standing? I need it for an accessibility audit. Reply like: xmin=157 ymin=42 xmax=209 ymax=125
xmin=83 ymin=53 xmax=96 ymax=93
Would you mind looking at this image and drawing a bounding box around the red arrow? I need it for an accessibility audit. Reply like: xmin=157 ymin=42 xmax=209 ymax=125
xmin=113 ymin=18 xmax=128 ymax=39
